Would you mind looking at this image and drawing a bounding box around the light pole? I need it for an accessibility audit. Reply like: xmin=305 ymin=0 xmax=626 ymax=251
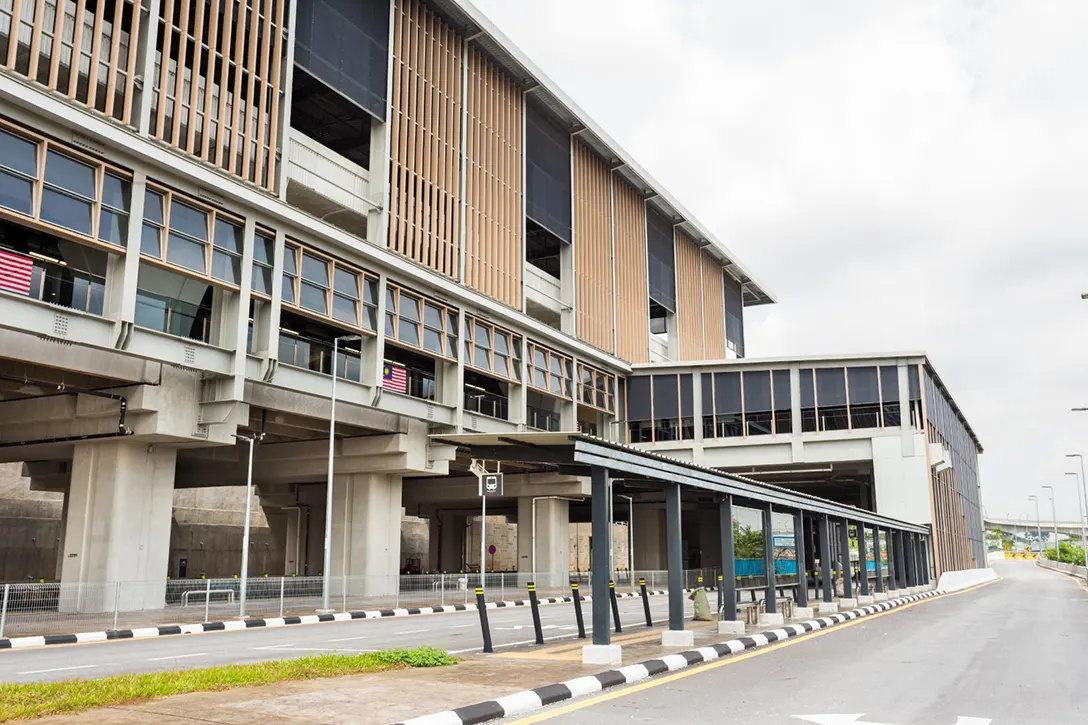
xmin=231 ymin=431 xmax=263 ymax=618
xmin=1064 ymin=469 xmax=1088 ymax=575
xmin=1041 ymin=485 xmax=1058 ymax=554
xmin=1066 ymin=453 xmax=1088 ymax=576
xmin=323 ymin=334 xmax=362 ymax=612
xmin=1028 ymin=495 xmax=1041 ymax=553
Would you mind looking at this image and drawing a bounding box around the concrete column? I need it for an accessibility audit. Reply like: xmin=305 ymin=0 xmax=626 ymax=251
xmin=516 ymin=497 xmax=570 ymax=588
xmin=60 ymin=440 xmax=177 ymax=612
xmin=55 ymin=488 xmax=70 ymax=580
xmin=282 ymin=506 xmax=305 ymax=576
xmin=632 ymin=504 xmax=666 ymax=570
xmin=329 ymin=473 xmax=403 ymax=595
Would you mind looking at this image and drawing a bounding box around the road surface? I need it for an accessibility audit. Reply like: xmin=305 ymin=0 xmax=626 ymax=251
xmin=0 ymin=590 xmax=689 ymax=682
xmin=501 ymin=560 xmax=1088 ymax=724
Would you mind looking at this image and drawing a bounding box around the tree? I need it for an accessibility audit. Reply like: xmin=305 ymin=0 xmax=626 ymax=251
xmin=734 ymin=522 xmax=764 ymax=559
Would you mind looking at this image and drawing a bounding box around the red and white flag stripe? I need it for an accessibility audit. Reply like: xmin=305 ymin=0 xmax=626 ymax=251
xmin=0 ymin=249 xmax=33 ymax=295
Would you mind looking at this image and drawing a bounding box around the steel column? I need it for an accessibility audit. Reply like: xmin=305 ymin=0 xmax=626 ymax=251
xmin=895 ymin=530 xmax=907 ymax=589
xmin=839 ymin=519 xmax=853 ymax=599
xmin=720 ymin=495 xmax=737 ymax=620
xmin=819 ymin=515 xmax=833 ymax=602
xmin=857 ymin=522 xmax=869 ymax=596
xmin=793 ymin=510 xmax=808 ymax=608
xmin=906 ymin=533 xmax=918 ymax=587
xmin=665 ymin=481 xmax=684 ymax=631
xmin=873 ymin=529 xmax=885 ymax=593
xmin=590 ymin=466 xmax=612 ymax=645
xmin=762 ymin=504 xmax=776 ymax=615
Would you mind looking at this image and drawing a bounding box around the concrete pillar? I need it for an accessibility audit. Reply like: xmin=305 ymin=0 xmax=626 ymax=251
xmin=60 ymin=440 xmax=177 ymax=612
xmin=517 ymin=497 xmax=570 ymax=589
xmin=632 ymin=504 xmax=666 ymax=570
xmin=428 ymin=512 xmax=467 ymax=573
xmin=281 ymin=506 xmax=305 ymax=576
xmin=55 ymin=487 xmax=70 ymax=580
xmin=329 ymin=473 xmax=403 ymax=595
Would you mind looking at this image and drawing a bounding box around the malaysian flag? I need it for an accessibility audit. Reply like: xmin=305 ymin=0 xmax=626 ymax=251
xmin=0 ymin=248 xmax=33 ymax=295
xmin=382 ymin=362 xmax=407 ymax=393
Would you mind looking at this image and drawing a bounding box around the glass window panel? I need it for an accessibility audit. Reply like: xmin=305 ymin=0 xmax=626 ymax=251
xmin=98 ymin=208 xmax=127 ymax=246
xmin=362 ymin=304 xmax=377 ymax=331
xmin=398 ymin=317 xmax=420 ymax=346
xmin=301 ymin=252 xmax=328 ymax=286
xmin=712 ymin=372 xmax=742 ymax=414
xmin=474 ymin=343 xmax=490 ymax=370
xmin=363 ymin=277 xmax=377 ymax=305
xmin=447 ymin=311 xmax=457 ymax=336
xmin=133 ymin=290 xmax=167 ymax=332
xmin=101 ymin=174 xmax=130 ymax=211
xmin=385 ymin=311 xmax=395 ymax=337
xmin=474 ymin=322 xmax=490 ymax=348
xmin=549 ymin=355 xmax=561 ymax=376
xmin=494 ymin=332 xmax=508 ymax=356
xmin=281 ymin=274 xmax=296 ymax=304
xmin=400 ymin=293 xmax=420 ymax=322
xmin=213 ymin=218 xmax=243 ymax=254
xmin=494 ymin=353 xmax=509 ymax=378
xmin=332 ymin=292 xmax=357 ymax=324
xmin=334 ymin=266 xmax=359 ymax=298
xmin=626 ymin=376 xmax=651 ymax=422
xmin=282 ymin=246 xmax=297 ymax=276
xmin=40 ymin=188 xmax=93 ymax=234
xmin=211 ymin=249 xmax=241 ymax=284
xmin=423 ymin=327 xmax=442 ymax=353
xmin=169 ymin=200 xmax=208 ymax=240
xmin=252 ymin=263 xmax=271 ymax=295
xmin=652 ymin=374 xmax=680 ymax=419
xmin=44 ymin=151 xmax=95 ymax=198
xmin=141 ymin=222 xmax=161 ymax=257
xmin=908 ymin=365 xmax=921 ymax=400
xmin=772 ymin=369 xmax=792 ymax=435
xmin=679 ymin=373 xmax=693 ymax=418
xmin=166 ymin=232 xmax=206 ymax=273
xmin=446 ymin=334 xmax=457 ymax=358
xmin=800 ymin=368 xmax=817 ymax=432
xmin=299 ymin=280 xmax=327 ymax=314
xmin=848 ymin=367 xmax=880 ymax=404
xmin=0 ymin=129 xmax=38 ymax=176
xmin=253 ymin=234 xmax=274 ymax=265
xmin=143 ymin=190 xmax=163 ymax=224
xmin=880 ymin=366 xmax=900 ymax=403
xmin=742 ymin=371 xmax=772 ymax=436
xmin=0 ymin=170 xmax=34 ymax=215
xmin=424 ymin=303 xmax=443 ymax=330
xmin=385 ymin=287 xmax=396 ymax=313
xmin=816 ymin=368 xmax=847 ymax=406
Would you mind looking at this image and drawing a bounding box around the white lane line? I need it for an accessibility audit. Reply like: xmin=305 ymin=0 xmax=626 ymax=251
xmin=17 ymin=664 xmax=98 ymax=676
xmin=393 ymin=628 xmax=428 ymax=635
xmin=326 ymin=635 xmax=369 ymax=642
xmin=250 ymin=644 xmax=296 ymax=651
xmin=449 ymin=623 xmax=474 ymax=629
xmin=148 ymin=652 xmax=208 ymax=662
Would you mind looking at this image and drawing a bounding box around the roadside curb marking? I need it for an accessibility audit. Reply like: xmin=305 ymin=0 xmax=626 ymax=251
xmin=0 ymin=588 xmax=686 ymax=651
xmin=392 ymin=588 xmax=962 ymax=725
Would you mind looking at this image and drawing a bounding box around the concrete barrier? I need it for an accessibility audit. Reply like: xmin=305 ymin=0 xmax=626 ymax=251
xmin=1037 ymin=558 xmax=1087 ymax=579
xmin=936 ymin=567 xmax=997 ymax=592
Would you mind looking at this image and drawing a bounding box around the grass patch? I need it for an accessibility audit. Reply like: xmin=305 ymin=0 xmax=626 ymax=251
xmin=0 ymin=646 xmax=457 ymax=722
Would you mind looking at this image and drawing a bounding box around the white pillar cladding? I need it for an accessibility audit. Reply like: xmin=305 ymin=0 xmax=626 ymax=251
xmin=329 ymin=473 xmax=404 ymax=595
xmin=516 ymin=496 xmax=570 ymax=589
xmin=60 ymin=440 xmax=177 ymax=612
xmin=632 ymin=504 xmax=667 ymax=570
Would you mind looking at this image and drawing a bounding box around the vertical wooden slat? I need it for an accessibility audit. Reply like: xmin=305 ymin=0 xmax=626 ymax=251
xmin=104 ymin=0 xmax=126 ymax=117
xmin=572 ymin=139 xmax=614 ymax=352
xmin=446 ymin=27 xmax=460 ymax=276
xmin=674 ymin=230 xmax=702 ymax=360
xmin=83 ymin=0 xmax=107 ymax=104
xmin=251 ymin=0 xmax=274 ymax=183
xmin=198 ymin=0 xmax=220 ymax=159
xmin=121 ymin=0 xmax=142 ymax=125
xmin=388 ymin=0 xmax=403 ymax=254
xmin=612 ymin=178 xmax=649 ymax=363
xmin=404 ymin=0 xmax=420 ymax=261
xmin=27 ymin=0 xmax=47 ymax=81
xmin=701 ymin=251 xmax=726 ymax=359
xmin=169 ymin=0 xmax=191 ymax=147
xmin=264 ymin=0 xmax=286 ymax=191
xmin=226 ymin=0 xmax=247 ymax=174
xmin=213 ymin=0 xmax=234 ymax=166
xmin=66 ymin=0 xmax=87 ymax=97
xmin=420 ymin=6 xmax=435 ymax=271
xmin=5 ymin=0 xmax=22 ymax=68
xmin=155 ymin=0 xmax=176 ymax=137
xmin=183 ymin=0 xmax=206 ymax=153
xmin=239 ymin=0 xmax=260 ymax=179
xmin=47 ymin=0 xmax=66 ymax=89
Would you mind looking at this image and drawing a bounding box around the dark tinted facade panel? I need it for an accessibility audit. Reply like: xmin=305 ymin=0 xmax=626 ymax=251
xmin=295 ymin=0 xmax=390 ymax=120
xmin=525 ymin=101 xmax=571 ymax=243
xmin=646 ymin=207 xmax=675 ymax=312
xmin=724 ymin=271 xmax=744 ymax=357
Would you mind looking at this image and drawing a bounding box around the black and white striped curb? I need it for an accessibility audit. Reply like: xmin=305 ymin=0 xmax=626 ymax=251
xmin=394 ymin=588 xmax=944 ymax=725
xmin=0 ymin=588 xmax=681 ymax=650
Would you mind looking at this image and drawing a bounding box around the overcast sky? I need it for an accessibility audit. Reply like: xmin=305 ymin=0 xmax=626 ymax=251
xmin=475 ymin=0 xmax=1088 ymax=521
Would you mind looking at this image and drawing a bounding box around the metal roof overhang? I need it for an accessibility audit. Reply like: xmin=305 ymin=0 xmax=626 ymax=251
xmin=431 ymin=432 xmax=930 ymax=535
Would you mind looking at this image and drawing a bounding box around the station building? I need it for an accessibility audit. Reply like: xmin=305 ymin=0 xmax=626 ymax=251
xmin=0 ymin=0 xmax=984 ymax=606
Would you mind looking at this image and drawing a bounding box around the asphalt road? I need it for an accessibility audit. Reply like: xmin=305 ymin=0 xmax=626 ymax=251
xmin=0 ymin=591 xmax=691 ymax=683
xmin=503 ymin=560 xmax=1088 ymax=725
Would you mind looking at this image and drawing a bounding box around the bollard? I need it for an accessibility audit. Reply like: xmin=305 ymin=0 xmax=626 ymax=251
xmin=571 ymin=582 xmax=586 ymax=639
xmin=528 ymin=582 xmax=544 ymax=645
xmin=716 ymin=575 xmax=723 ymax=616
xmin=639 ymin=577 xmax=652 ymax=628
xmin=475 ymin=587 xmax=493 ymax=654
xmin=0 ymin=583 xmax=8 ymax=638
xmin=609 ymin=580 xmax=622 ymax=633
xmin=279 ymin=576 xmax=286 ymax=618
xmin=204 ymin=578 xmax=211 ymax=623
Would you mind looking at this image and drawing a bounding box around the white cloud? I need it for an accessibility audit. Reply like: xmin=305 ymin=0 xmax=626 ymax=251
xmin=475 ymin=0 xmax=1088 ymax=519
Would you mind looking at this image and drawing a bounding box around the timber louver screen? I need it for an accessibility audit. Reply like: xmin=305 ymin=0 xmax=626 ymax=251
xmin=646 ymin=206 xmax=675 ymax=312
xmin=294 ymin=0 xmax=390 ymax=120
xmin=525 ymin=100 xmax=571 ymax=243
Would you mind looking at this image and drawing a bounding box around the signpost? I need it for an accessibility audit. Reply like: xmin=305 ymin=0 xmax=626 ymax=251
xmin=477 ymin=469 xmax=503 ymax=582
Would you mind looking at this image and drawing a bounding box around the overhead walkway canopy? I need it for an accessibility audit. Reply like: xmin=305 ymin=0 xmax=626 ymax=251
xmin=432 ymin=432 xmax=934 ymax=652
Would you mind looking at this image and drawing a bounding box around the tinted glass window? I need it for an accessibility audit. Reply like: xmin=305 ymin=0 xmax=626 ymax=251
xmin=848 ymin=367 xmax=879 ymax=403
xmin=170 ymin=201 xmax=208 ymax=240
xmin=0 ymin=129 xmax=37 ymax=176
xmin=102 ymin=175 xmax=130 ymax=211
xmin=0 ymin=172 xmax=33 ymax=215
xmin=44 ymin=152 xmax=95 ymax=198
xmin=627 ymin=376 xmax=652 ymax=422
xmin=647 ymin=208 xmax=676 ymax=311
xmin=525 ymin=101 xmax=572 ymax=243
xmin=815 ymin=368 xmax=847 ymax=407
xmin=713 ymin=372 xmax=742 ymax=414
xmin=41 ymin=187 xmax=92 ymax=234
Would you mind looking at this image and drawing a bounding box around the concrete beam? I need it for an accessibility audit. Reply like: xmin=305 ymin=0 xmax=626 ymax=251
xmin=245 ymin=381 xmax=406 ymax=433
xmin=403 ymin=473 xmax=590 ymax=506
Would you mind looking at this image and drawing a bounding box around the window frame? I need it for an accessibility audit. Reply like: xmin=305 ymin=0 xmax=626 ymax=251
xmin=464 ymin=315 xmax=522 ymax=383
xmin=0 ymin=120 xmax=133 ymax=254
xmin=249 ymin=228 xmax=276 ymax=299
xmin=280 ymin=240 xmax=379 ymax=334
xmin=385 ymin=283 xmax=458 ymax=361
xmin=577 ymin=362 xmax=616 ymax=415
xmin=526 ymin=341 xmax=573 ymax=400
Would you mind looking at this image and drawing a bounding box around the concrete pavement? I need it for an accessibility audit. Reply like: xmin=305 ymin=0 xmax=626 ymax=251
xmin=495 ymin=561 xmax=1086 ymax=724
xmin=0 ymin=591 xmax=689 ymax=683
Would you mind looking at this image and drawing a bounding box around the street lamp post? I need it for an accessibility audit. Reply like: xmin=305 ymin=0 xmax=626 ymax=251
xmin=1064 ymin=470 xmax=1088 ymax=576
xmin=1041 ymin=485 xmax=1058 ymax=554
xmin=1066 ymin=453 xmax=1088 ymax=578
xmin=1028 ymin=495 xmax=1041 ymax=553
xmin=231 ymin=431 xmax=262 ymax=618
xmin=322 ymin=334 xmax=362 ymax=612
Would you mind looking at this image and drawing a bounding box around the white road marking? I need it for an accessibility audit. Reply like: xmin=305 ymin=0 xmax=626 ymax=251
xmin=449 ymin=623 xmax=474 ymax=629
xmin=326 ymin=635 xmax=370 ymax=642
xmin=250 ymin=644 xmax=296 ymax=650
xmin=17 ymin=664 xmax=97 ymax=675
xmin=393 ymin=628 xmax=428 ymax=635
xmin=148 ymin=652 xmax=208 ymax=662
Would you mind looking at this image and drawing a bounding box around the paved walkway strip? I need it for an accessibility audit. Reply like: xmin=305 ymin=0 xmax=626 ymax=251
xmin=393 ymin=589 xmax=944 ymax=725
xmin=0 ymin=589 xmax=681 ymax=650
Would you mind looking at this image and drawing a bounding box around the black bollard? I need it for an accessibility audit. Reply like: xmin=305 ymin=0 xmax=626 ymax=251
xmin=609 ymin=580 xmax=622 ymax=633
xmin=571 ymin=582 xmax=586 ymax=639
xmin=475 ymin=587 xmax=493 ymax=654
xmin=639 ymin=577 xmax=652 ymax=627
xmin=528 ymin=582 xmax=544 ymax=645
xmin=717 ymin=574 xmax=724 ymax=617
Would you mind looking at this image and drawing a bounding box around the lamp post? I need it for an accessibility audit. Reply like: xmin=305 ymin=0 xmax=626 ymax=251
xmin=1064 ymin=470 xmax=1088 ymax=574
xmin=322 ymin=334 xmax=362 ymax=612
xmin=231 ymin=431 xmax=262 ymax=618
xmin=1041 ymin=485 xmax=1058 ymax=554
xmin=1028 ymin=495 xmax=1041 ymax=553
xmin=1066 ymin=449 xmax=1088 ymax=572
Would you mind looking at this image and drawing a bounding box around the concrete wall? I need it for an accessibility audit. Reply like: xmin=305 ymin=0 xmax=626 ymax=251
xmin=872 ymin=434 xmax=931 ymax=526
xmin=0 ymin=463 xmax=62 ymax=581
